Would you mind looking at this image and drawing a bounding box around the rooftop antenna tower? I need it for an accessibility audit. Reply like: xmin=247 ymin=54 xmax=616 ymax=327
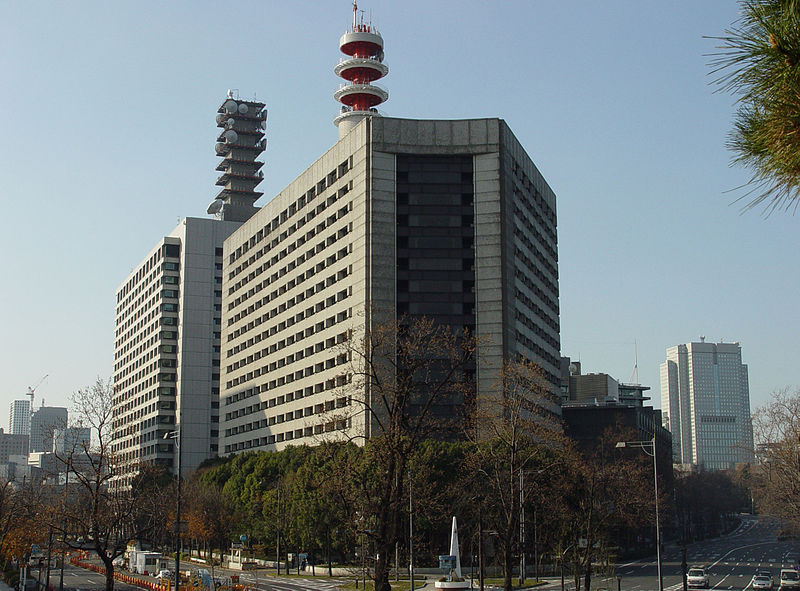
xmin=207 ymin=90 xmax=268 ymax=222
xmin=629 ymin=341 xmax=639 ymax=385
xmin=334 ymin=1 xmax=388 ymax=138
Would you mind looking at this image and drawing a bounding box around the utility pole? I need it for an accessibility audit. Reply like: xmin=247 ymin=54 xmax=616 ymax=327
xmin=276 ymin=483 xmax=281 ymax=576
xmin=409 ymin=469 xmax=414 ymax=591
xmin=519 ymin=469 xmax=525 ymax=587
xmin=164 ymin=426 xmax=182 ymax=591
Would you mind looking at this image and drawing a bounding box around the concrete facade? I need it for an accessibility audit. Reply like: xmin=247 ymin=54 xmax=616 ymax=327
xmin=0 ymin=429 xmax=29 ymax=463
xmin=661 ymin=340 xmax=754 ymax=470
xmin=29 ymin=406 xmax=67 ymax=453
xmin=112 ymin=217 xmax=241 ymax=482
xmin=220 ymin=117 xmax=560 ymax=454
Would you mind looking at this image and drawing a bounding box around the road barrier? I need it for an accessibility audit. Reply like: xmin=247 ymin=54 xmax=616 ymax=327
xmin=69 ymin=558 xmax=251 ymax=591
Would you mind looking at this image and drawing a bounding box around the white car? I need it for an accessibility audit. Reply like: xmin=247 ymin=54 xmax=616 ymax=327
xmin=688 ymin=567 xmax=710 ymax=588
xmin=780 ymin=569 xmax=800 ymax=590
xmin=753 ymin=574 xmax=774 ymax=590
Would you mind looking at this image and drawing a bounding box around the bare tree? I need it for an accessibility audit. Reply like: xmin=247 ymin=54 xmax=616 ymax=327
xmin=559 ymin=426 xmax=654 ymax=591
xmin=338 ymin=315 xmax=477 ymax=591
xmin=49 ymin=378 xmax=159 ymax=591
xmin=750 ymin=387 xmax=800 ymax=526
xmin=466 ymin=359 xmax=565 ymax=591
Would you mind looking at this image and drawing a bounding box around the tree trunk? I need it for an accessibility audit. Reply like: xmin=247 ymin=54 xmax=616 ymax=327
xmin=326 ymin=527 xmax=332 ymax=577
xmin=373 ymin=543 xmax=391 ymax=591
xmin=503 ymin=542 xmax=514 ymax=591
xmin=583 ymin=560 xmax=592 ymax=591
xmin=101 ymin=557 xmax=115 ymax=591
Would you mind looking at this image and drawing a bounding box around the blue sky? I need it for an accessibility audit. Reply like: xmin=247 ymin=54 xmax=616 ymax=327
xmin=1 ymin=1 xmax=796 ymax=424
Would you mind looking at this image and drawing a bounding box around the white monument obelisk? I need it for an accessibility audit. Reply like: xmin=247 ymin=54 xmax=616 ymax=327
xmin=436 ymin=516 xmax=470 ymax=589
xmin=450 ymin=516 xmax=462 ymax=578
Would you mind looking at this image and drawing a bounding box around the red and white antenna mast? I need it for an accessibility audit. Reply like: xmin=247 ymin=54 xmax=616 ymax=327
xmin=334 ymin=2 xmax=388 ymax=137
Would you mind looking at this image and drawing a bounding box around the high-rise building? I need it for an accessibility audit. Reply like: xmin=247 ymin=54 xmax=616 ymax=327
xmin=219 ymin=118 xmax=561 ymax=453
xmin=217 ymin=7 xmax=560 ymax=455
xmin=53 ymin=426 xmax=91 ymax=455
xmin=29 ymin=406 xmax=67 ymax=453
xmin=661 ymin=338 xmax=754 ymax=470
xmin=112 ymin=218 xmax=244 ymax=479
xmin=111 ymin=94 xmax=266 ymax=483
xmin=9 ymin=400 xmax=30 ymax=435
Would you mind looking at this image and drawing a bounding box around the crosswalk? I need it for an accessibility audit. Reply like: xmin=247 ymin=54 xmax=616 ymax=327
xmin=236 ymin=574 xmax=346 ymax=591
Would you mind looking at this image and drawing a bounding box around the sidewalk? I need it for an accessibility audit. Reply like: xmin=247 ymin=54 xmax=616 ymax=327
xmin=0 ymin=580 xmax=14 ymax=591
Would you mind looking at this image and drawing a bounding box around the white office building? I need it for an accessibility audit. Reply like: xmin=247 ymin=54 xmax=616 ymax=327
xmin=9 ymin=400 xmax=30 ymax=435
xmin=112 ymin=218 xmax=244 ymax=482
xmin=111 ymin=94 xmax=266 ymax=484
xmin=661 ymin=339 xmax=754 ymax=470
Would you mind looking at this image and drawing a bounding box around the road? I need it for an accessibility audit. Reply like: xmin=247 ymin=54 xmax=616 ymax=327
xmin=235 ymin=571 xmax=346 ymax=591
xmin=36 ymin=561 xmax=144 ymax=591
xmin=609 ymin=516 xmax=796 ymax=591
xmin=62 ymin=561 xmax=347 ymax=591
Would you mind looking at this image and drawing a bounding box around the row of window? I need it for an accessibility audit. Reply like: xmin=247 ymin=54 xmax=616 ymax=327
xmin=116 ymin=243 xmax=181 ymax=304
xmin=514 ymin=306 xmax=559 ymax=351
xmin=115 ymin=316 xmax=177 ymax=379
xmin=227 ymin=302 xmax=351 ymax=376
xmin=226 ymin=328 xmax=351 ymax=389
xmin=512 ymin=202 xmax=558 ymax=266
xmin=115 ymin=330 xmax=176 ymax=391
xmin=228 ymin=237 xmax=351 ymax=335
xmin=115 ymin=276 xmax=180 ymax=349
xmin=515 ymin=329 xmax=559 ymax=374
xmin=114 ymin=289 xmax=178 ymax=359
xmin=227 ymin=263 xmax=352 ymax=343
xmin=228 ymin=211 xmax=352 ymax=310
xmin=229 ymin=159 xmax=352 ymax=268
xmin=228 ymin=246 xmax=351 ymax=328
xmin=229 ymin=196 xmax=352 ymax=295
xmin=514 ymin=246 xmax=558 ymax=303
xmin=115 ymin=264 xmax=178 ymax=333
xmin=226 ymin=394 xmax=351 ymax=432
xmin=115 ymin=280 xmax=172 ymax=344
xmin=513 ymin=276 xmax=559 ymax=332
xmin=223 ymin=416 xmax=352 ymax=454
xmin=512 ymin=225 xmax=557 ymax=281
xmin=510 ymin=158 xmax=557 ymax=226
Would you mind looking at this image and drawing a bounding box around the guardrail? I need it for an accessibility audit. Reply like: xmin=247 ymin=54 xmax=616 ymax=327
xmin=69 ymin=557 xmax=251 ymax=591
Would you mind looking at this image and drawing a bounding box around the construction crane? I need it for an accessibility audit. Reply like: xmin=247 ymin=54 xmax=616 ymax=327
xmin=26 ymin=374 xmax=48 ymax=409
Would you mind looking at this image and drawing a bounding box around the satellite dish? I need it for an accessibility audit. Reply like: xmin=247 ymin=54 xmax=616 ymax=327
xmin=224 ymin=130 xmax=238 ymax=143
xmin=259 ymin=119 xmax=266 ymax=130
xmin=238 ymin=103 xmax=249 ymax=114
xmin=215 ymin=142 xmax=226 ymax=154
xmin=207 ymin=199 xmax=224 ymax=215
xmin=259 ymin=109 xmax=268 ymax=121
xmin=224 ymin=99 xmax=238 ymax=114
xmin=227 ymin=118 xmax=236 ymax=128
xmin=216 ymin=113 xmax=227 ymax=125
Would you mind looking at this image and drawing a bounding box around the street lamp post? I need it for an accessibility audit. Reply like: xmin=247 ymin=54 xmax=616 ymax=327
xmin=616 ymin=434 xmax=662 ymax=591
xmin=164 ymin=426 xmax=182 ymax=591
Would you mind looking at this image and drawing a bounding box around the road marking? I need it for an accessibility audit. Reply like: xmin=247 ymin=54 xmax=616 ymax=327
xmin=711 ymin=574 xmax=730 ymax=589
